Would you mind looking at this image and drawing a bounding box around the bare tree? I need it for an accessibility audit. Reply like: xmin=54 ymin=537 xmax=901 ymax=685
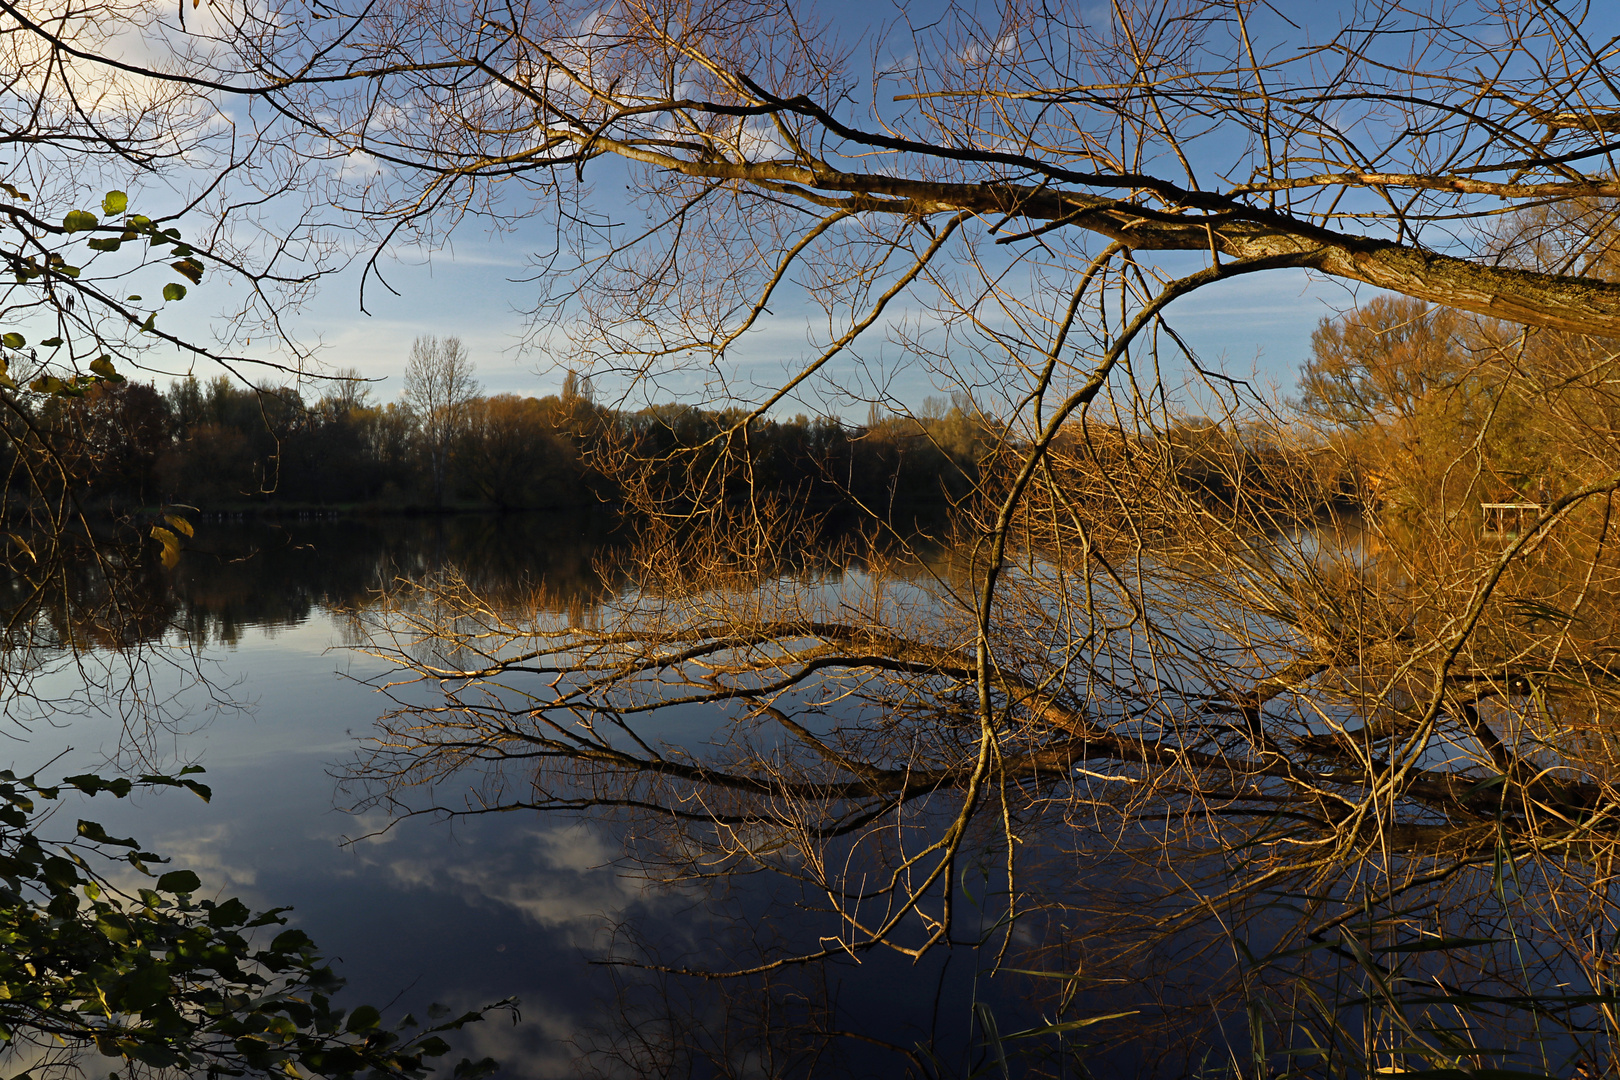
xmin=401 ymin=334 xmax=478 ymax=505
xmin=26 ymin=0 xmax=1620 ymax=1070
xmin=292 ymin=3 xmax=1620 ymax=1071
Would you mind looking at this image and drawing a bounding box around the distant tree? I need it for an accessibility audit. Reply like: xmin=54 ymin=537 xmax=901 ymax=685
xmin=1297 ymin=294 xmax=1567 ymax=519
xmin=402 ymin=337 xmax=478 ymax=506
xmin=40 ymin=382 xmax=171 ymax=507
xmin=455 ymin=395 xmax=577 ymax=509
xmin=355 ymin=402 xmax=420 ymax=500
xmin=157 ymin=423 xmax=256 ymax=506
xmin=1296 ymin=297 xmax=1468 ymax=429
xmin=322 ymin=366 xmax=374 ymax=416
xmin=165 ymin=377 xmax=207 ymax=440
xmin=560 ymin=369 xmax=593 ymax=406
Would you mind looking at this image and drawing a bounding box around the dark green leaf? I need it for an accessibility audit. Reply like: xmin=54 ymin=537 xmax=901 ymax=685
xmin=162 ymin=282 xmax=187 ymax=301
xmin=207 ymin=898 xmax=252 ymax=927
xmin=41 ymin=856 xmax=81 ymax=893
xmin=117 ymin=963 xmax=176 ymax=1011
xmin=64 ymin=774 xmax=133 ymax=798
xmin=452 ymin=1056 xmax=500 ymax=1079
xmin=156 ymin=870 xmax=201 ymax=894
xmin=271 ymin=928 xmax=313 ymax=953
xmin=345 ymin=1005 xmax=381 ymax=1033
xmin=124 ymin=1041 xmax=183 ymax=1069
xmin=0 ymin=769 xmax=507 ymax=1078
xmin=77 ymin=820 xmax=139 ymax=848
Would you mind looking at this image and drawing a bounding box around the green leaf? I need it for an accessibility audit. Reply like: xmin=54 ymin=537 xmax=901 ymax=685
xmin=271 ymin=929 xmax=312 ymax=953
xmin=156 ymin=870 xmax=200 ymax=894
xmin=124 ymin=1042 xmax=183 ymax=1069
xmin=38 ymin=337 xmax=62 ymax=347
xmin=77 ymin=820 xmax=140 ymax=848
xmin=101 ymin=190 xmax=128 ymax=216
xmin=86 ymin=237 xmax=122 ymax=252
xmin=140 ymin=312 xmax=156 ymax=334
xmin=89 ymin=356 xmax=125 ymax=383
xmin=62 ymin=209 xmax=98 ymax=232
xmin=162 ymin=282 xmax=187 ymax=302
xmin=41 ymin=856 xmax=82 ymax=893
xmin=0 ymin=767 xmax=511 ymax=1080
xmin=1 ymin=333 xmax=22 ymax=349
xmin=63 ymin=773 xmax=134 ymax=798
xmin=117 ymin=964 xmax=176 ymax=1012
xmin=207 ymin=897 xmax=252 ymax=927
xmin=451 ymin=1056 xmax=500 ymax=1079
xmin=345 ymin=1005 xmax=382 ymax=1033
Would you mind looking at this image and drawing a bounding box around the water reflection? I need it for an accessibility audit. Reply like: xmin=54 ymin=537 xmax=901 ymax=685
xmin=0 ymin=511 xmax=618 ymax=656
xmin=3 ymin=514 xmax=1055 ymax=1079
xmin=334 ymin=511 xmax=1620 ymax=1077
xmin=11 ymin=512 xmax=1619 ymax=1077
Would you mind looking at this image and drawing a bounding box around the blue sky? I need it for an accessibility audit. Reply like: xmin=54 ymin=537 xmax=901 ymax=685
xmin=119 ymin=0 xmax=1571 ymax=417
xmin=242 ymin=1 xmax=1364 ymax=414
xmin=255 ymin=241 xmax=1363 ymax=412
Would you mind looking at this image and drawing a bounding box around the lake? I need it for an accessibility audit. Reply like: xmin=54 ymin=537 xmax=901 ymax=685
xmin=7 ymin=511 xmax=1599 ymax=1079
xmin=4 ymin=514 xmax=1064 ymax=1079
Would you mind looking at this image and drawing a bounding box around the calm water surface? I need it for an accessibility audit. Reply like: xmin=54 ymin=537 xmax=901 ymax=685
xmin=8 ymin=516 xmax=1043 ymax=1079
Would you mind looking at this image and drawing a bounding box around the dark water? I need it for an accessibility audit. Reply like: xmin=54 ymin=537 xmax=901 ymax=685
xmin=5 ymin=514 xmax=1057 ymax=1079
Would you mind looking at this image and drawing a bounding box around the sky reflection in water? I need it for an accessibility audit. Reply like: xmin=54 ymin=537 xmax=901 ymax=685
xmin=4 ymin=515 xmax=1041 ymax=1079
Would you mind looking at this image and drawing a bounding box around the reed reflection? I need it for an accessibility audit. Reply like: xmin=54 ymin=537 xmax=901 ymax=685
xmin=338 ymin=485 xmax=1620 ymax=1077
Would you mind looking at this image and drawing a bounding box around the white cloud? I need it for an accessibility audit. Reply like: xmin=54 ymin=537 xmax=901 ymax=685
xmin=375 ymin=823 xmax=659 ymax=943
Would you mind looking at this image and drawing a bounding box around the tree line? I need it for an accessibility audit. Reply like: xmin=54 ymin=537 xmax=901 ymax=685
xmin=0 ymin=366 xmax=1011 ymax=518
